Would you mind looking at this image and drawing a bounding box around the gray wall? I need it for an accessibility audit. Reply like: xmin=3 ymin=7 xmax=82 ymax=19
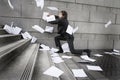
xmin=0 ymin=0 xmax=120 ymax=49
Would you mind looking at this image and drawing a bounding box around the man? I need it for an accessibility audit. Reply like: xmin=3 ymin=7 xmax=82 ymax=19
xmin=48 ymin=11 xmax=91 ymax=57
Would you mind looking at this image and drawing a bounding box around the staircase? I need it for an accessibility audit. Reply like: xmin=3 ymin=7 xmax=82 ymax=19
xmin=0 ymin=26 xmax=39 ymax=80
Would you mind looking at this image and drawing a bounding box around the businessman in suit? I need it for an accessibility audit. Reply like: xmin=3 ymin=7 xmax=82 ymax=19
xmin=48 ymin=10 xmax=91 ymax=57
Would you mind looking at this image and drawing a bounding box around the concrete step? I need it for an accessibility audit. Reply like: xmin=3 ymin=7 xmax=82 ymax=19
xmin=0 ymin=44 xmax=39 ymax=80
xmin=0 ymin=29 xmax=8 ymax=35
xmin=0 ymin=39 xmax=31 ymax=70
xmin=0 ymin=34 xmax=22 ymax=47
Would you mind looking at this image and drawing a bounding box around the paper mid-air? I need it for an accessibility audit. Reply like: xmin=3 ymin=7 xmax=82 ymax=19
xmin=8 ymin=0 xmax=14 ymax=10
xmin=66 ymin=25 xmax=79 ymax=35
xmin=35 ymin=0 xmax=44 ymax=9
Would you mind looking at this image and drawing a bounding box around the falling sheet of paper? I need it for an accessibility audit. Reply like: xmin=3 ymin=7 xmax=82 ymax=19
xmin=62 ymin=43 xmax=70 ymax=53
xmin=40 ymin=44 xmax=50 ymax=50
xmin=81 ymin=55 xmax=96 ymax=62
xmin=72 ymin=69 xmax=87 ymax=77
xmin=62 ymin=56 xmax=72 ymax=59
xmin=105 ymin=20 xmax=112 ymax=28
xmin=113 ymin=49 xmax=119 ymax=53
xmin=45 ymin=26 xmax=54 ymax=33
xmin=52 ymin=57 xmax=64 ymax=64
xmin=47 ymin=7 xmax=58 ymax=11
xmin=8 ymin=0 xmax=14 ymax=10
xmin=43 ymin=66 xmax=64 ymax=78
xmin=73 ymin=27 xmax=78 ymax=34
xmin=50 ymin=48 xmax=59 ymax=53
xmin=87 ymin=65 xmax=103 ymax=71
xmin=35 ymin=0 xmax=44 ymax=9
xmin=32 ymin=25 xmax=45 ymax=33
xmin=42 ymin=12 xmax=49 ymax=21
xmin=12 ymin=27 xmax=22 ymax=35
xmin=66 ymin=25 xmax=73 ymax=35
xmin=4 ymin=24 xmax=12 ymax=33
xmin=93 ymin=54 xmax=103 ymax=57
xmin=46 ymin=15 xmax=56 ymax=22
xmin=31 ymin=36 xmax=37 ymax=43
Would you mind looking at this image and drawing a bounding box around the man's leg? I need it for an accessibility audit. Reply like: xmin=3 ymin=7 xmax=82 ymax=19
xmin=54 ymin=35 xmax=64 ymax=53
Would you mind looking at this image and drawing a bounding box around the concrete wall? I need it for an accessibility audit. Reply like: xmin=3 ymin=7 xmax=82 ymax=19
xmin=0 ymin=0 xmax=120 ymax=49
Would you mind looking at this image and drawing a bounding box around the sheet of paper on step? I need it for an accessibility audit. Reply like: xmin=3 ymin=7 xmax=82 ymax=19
xmin=45 ymin=26 xmax=54 ymax=33
xmin=93 ymin=54 xmax=103 ymax=57
xmin=43 ymin=66 xmax=64 ymax=78
xmin=72 ymin=69 xmax=87 ymax=77
xmin=61 ymin=55 xmax=72 ymax=59
xmin=105 ymin=20 xmax=112 ymax=28
xmin=50 ymin=47 xmax=59 ymax=53
xmin=113 ymin=49 xmax=119 ymax=53
xmin=31 ymin=36 xmax=37 ymax=43
xmin=62 ymin=43 xmax=70 ymax=53
xmin=87 ymin=65 xmax=103 ymax=71
xmin=47 ymin=7 xmax=58 ymax=11
xmin=80 ymin=55 xmax=96 ymax=62
xmin=4 ymin=24 xmax=12 ymax=33
xmin=52 ymin=56 xmax=64 ymax=64
xmin=12 ymin=27 xmax=22 ymax=35
xmin=40 ymin=44 xmax=50 ymax=50
xmin=35 ymin=0 xmax=44 ymax=9
xmin=51 ymin=53 xmax=59 ymax=57
xmin=32 ymin=25 xmax=45 ymax=33
xmin=8 ymin=0 xmax=14 ymax=10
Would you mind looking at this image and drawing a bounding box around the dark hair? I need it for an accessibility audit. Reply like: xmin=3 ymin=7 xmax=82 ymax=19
xmin=61 ymin=10 xmax=68 ymax=19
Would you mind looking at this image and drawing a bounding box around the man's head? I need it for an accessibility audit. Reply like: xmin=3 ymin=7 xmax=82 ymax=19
xmin=58 ymin=10 xmax=68 ymax=19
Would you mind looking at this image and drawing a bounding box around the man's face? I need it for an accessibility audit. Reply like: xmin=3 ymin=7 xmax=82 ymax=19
xmin=58 ymin=12 xmax=63 ymax=18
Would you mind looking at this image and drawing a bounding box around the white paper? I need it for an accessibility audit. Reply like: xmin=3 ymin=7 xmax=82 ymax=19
xmin=47 ymin=7 xmax=58 ymax=11
xmin=31 ymin=36 xmax=37 ymax=43
xmin=104 ymin=52 xmax=113 ymax=54
xmin=93 ymin=54 xmax=103 ymax=57
xmin=81 ymin=55 xmax=96 ymax=62
xmin=73 ymin=27 xmax=78 ymax=34
xmin=113 ymin=49 xmax=119 ymax=53
xmin=12 ymin=26 xmax=22 ymax=35
xmin=66 ymin=25 xmax=73 ymax=35
xmin=43 ymin=66 xmax=64 ymax=78
xmin=21 ymin=32 xmax=32 ymax=39
xmin=35 ymin=0 xmax=44 ymax=9
xmin=42 ymin=12 xmax=49 ymax=21
xmin=105 ymin=20 xmax=112 ymax=28
xmin=72 ymin=69 xmax=87 ymax=77
xmin=46 ymin=15 xmax=56 ymax=22
xmin=87 ymin=65 xmax=103 ymax=71
xmin=40 ymin=44 xmax=50 ymax=50
xmin=45 ymin=26 xmax=54 ymax=33
xmin=4 ymin=24 xmax=12 ymax=33
xmin=8 ymin=0 xmax=14 ymax=10
xmin=62 ymin=56 xmax=72 ymax=59
xmin=62 ymin=43 xmax=70 ymax=53
xmin=51 ymin=48 xmax=59 ymax=53
xmin=32 ymin=25 xmax=45 ymax=33
xmin=51 ymin=53 xmax=59 ymax=57
xmin=52 ymin=57 xmax=64 ymax=64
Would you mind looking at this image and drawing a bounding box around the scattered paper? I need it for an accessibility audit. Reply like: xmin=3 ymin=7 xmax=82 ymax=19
xmin=31 ymin=36 xmax=37 ymax=43
xmin=62 ymin=56 xmax=72 ymax=59
xmin=62 ymin=43 xmax=70 ymax=53
xmin=42 ymin=12 xmax=49 ymax=21
xmin=45 ymin=26 xmax=54 ymax=33
xmin=8 ymin=0 xmax=14 ymax=10
xmin=43 ymin=66 xmax=64 ymax=78
xmin=46 ymin=15 xmax=56 ymax=22
xmin=72 ymin=69 xmax=87 ymax=77
xmin=52 ymin=57 xmax=64 ymax=64
xmin=47 ymin=7 xmax=58 ymax=11
xmin=93 ymin=54 xmax=103 ymax=57
xmin=105 ymin=20 xmax=112 ymax=28
xmin=35 ymin=0 xmax=44 ymax=9
xmin=40 ymin=44 xmax=50 ymax=50
xmin=51 ymin=53 xmax=59 ymax=57
xmin=66 ymin=25 xmax=73 ymax=35
xmin=4 ymin=24 xmax=12 ymax=33
xmin=32 ymin=25 xmax=45 ymax=33
xmin=12 ymin=26 xmax=22 ymax=35
xmin=113 ymin=49 xmax=119 ymax=53
xmin=81 ymin=55 xmax=96 ymax=62
xmin=87 ymin=65 xmax=103 ymax=71
xmin=73 ymin=27 xmax=78 ymax=34
xmin=22 ymin=32 xmax=32 ymax=39
xmin=50 ymin=47 xmax=59 ymax=53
